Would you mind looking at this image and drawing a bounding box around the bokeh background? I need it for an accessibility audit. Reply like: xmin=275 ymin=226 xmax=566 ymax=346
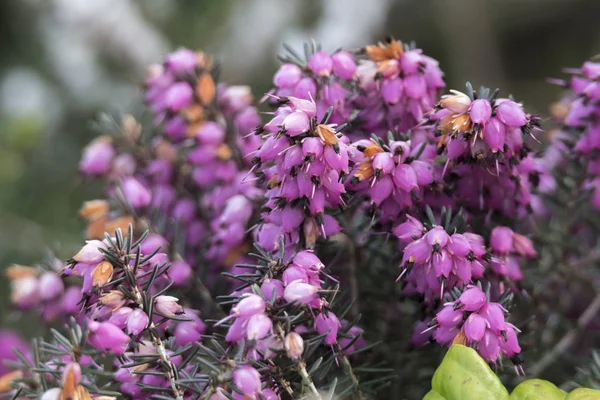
xmin=1 ymin=0 xmax=599 ymax=339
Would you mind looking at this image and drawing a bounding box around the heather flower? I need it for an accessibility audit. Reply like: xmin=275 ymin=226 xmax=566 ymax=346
xmin=397 ymin=218 xmax=487 ymax=299
xmin=80 ymin=137 xmax=115 ymax=175
xmin=432 ymin=285 xmax=522 ymax=368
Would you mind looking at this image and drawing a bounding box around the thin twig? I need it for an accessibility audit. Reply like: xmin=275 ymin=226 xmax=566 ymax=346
xmin=528 ymin=293 xmax=600 ymax=377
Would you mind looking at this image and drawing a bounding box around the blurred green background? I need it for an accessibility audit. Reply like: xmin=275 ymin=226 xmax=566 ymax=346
xmin=1 ymin=0 xmax=599 ymax=328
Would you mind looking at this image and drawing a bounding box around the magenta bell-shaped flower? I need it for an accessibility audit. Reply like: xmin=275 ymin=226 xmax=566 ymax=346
xmin=469 ymin=99 xmax=492 ymax=125
xmin=247 ymin=313 xmax=273 ymax=340
xmin=490 ymin=226 xmax=514 ymax=255
xmin=233 ymin=294 xmax=266 ymax=318
xmin=38 ymin=271 xmax=64 ymax=301
xmin=88 ymin=320 xmax=130 ymax=355
xmin=393 ymin=215 xmax=425 ymax=243
xmin=457 ymin=286 xmax=487 ymax=312
xmin=165 ymin=48 xmax=197 ymax=74
xmin=273 ymin=63 xmax=302 ymax=88
xmin=282 ymin=111 xmax=311 ymax=136
xmin=73 ymin=240 xmax=106 ymax=264
xmin=154 ymin=295 xmax=184 ymax=317
xmin=126 ymin=309 xmax=149 ymax=335
xmin=496 ymin=100 xmax=527 ymax=127
xmin=308 ymin=50 xmax=333 ymax=77
xmin=315 ymin=311 xmax=340 ymax=345
xmin=121 ymin=177 xmax=152 ymax=209
xmin=233 ymin=366 xmax=262 ymax=397
xmin=464 ymin=313 xmax=486 ymax=341
xmin=80 ymin=139 xmax=115 ymax=175
xmin=482 ymin=117 xmax=506 ymax=152
xmin=165 ymin=81 xmax=193 ymax=111
xmin=284 ymin=280 xmax=319 ymax=304
xmin=332 ymin=51 xmax=356 ymax=80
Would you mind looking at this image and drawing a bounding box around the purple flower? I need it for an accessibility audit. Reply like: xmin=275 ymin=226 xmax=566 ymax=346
xmin=80 ymin=138 xmax=115 ymax=175
xmin=88 ymin=320 xmax=131 ymax=355
xmin=126 ymin=309 xmax=149 ymax=335
xmin=121 ymin=177 xmax=152 ymax=208
xmin=233 ymin=366 xmax=262 ymax=397
xmin=309 ymin=51 xmax=333 ymax=77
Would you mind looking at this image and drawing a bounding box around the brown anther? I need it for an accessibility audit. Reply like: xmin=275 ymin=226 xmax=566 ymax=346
xmin=363 ymin=143 xmax=384 ymax=158
xmin=266 ymin=174 xmax=280 ymax=190
xmin=197 ymin=72 xmax=216 ymax=105
xmin=5 ymin=264 xmax=37 ymax=280
xmin=451 ymin=114 xmax=473 ymax=134
xmin=316 ymin=124 xmax=339 ymax=146
xmin=216 ymin=143 xmax=233 ymax=161
xmin=92 ymin=261 xmax=114 ymax=287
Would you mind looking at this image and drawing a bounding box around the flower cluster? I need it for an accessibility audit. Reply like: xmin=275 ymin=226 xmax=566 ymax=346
xmin=348 ymin=135 xmax=435 ymax=222
xmin=354 ymin=37 xmax=445 ymax=135
xmin=431 ymin=285 xmax=523 ymax=372
xmin=253 ymin=96 xmax=350 ymax=250
xmin=395 ymin=214 xmax=486 ymax=300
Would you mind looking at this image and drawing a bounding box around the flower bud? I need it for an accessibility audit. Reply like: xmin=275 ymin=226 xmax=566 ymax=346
xmin=121 ymin=177 xmax=152 ymax=209
xmin=435 ymin=305 xmax=462 ymax=327
xmin=393 ymin=215 xmax=424 ymax=243
xmin=73 ymin=240 xmax=106 ymax=264
xmin=308 ymin=50 xmax=333 ymax=77
xmin=393 ymin=164 xmax=418 ymax=192
xmin=100 ymin=290 xmax=127 ymax=311
xmin=315 ymin=312 xmax=340 ymax=345
xmin=284 ymin=280 xmax=319 ymax=304
xmin=61 ymin=362 xmax=82 ymax=397
xmin=88 ymin=321 xmax=130 ymax=355
xmin=469 ymin=99 xmax=492 ymax=124
xmin=496 ymin=100 xmax=527 ymax=127
xmin=165 ymin=48 xmax=197 ymax=74
xmin=38 ymin=271 xmax=64 ymax=301
xmin=80 ymin=137 xmax=115 ymax=175
xmin=284 ymin=332 xmax=304 ymax=360
xmin=294 ymin=77 xmax=317 ymax=100
xmin=482 ymin=117 xmax=506 ymax=152
xmin=126 ymin=309 xmax=149 ymax=335
xmin=154 ymin=296 xmax=184 ymax=317
xmin=273 ymin=63 xmax=302 ymax=88
xmin=11 ymin=276 xmax=39 ymax=309
xmin=165 ymin=82 xmax=193 ymax=111
xmin=247 ymin=313 xmax=272 ymax=340
xmin=233 ymin=366 xmax=262 ymax=397
xmin=490 ymin=226 xmax=513 ymax=255
xmin=282 ymin=111 xmax=310 ymax=136
xmin=233 ymin=294 xmax=265 ymax=318
xmin=512 ymin=233 xmax=536 ymax=258
xmin=463 ymin=313 xmax=486 ymax=341
xmin=458 ymin=286 xmax=487 ymax=312
xmin=332 ymin=51 xmax=356 ymax=80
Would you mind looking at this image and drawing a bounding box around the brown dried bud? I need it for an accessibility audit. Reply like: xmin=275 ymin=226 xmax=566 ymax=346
xmin=5 ymin=264 xmax=37 ymax=280
xmin=353 ymin=161 xmax=374 ymax=182
xmin=92 ymin=261 xmax=113 ymax=287
xmin=155 ymin=140 xmax=178 ymax=163
xmin=216 ymin=143 xmax=233 ymax=161
xmin=183 ymin=104 xmax=204 ymax=123
xmin=79 ymin=200 xmax=109 ymax=221
xmin=197 ymin=72 xmax=216 ymax=105
xmin=362 ymin=143 xmax=384 ymax=158
xmin=104 ymin=216 xmax=135 ymax=236
xmin=0 ymin=371 xmax=23 ymax=393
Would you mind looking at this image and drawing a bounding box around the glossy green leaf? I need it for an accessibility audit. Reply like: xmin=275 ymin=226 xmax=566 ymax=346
xmin=425 ymin=344 xmax=509 ymax=400
xmin=565 ymin=388 xmax=600 ymax=399
xmin=510 ymin=379 xmax=566 ymax=400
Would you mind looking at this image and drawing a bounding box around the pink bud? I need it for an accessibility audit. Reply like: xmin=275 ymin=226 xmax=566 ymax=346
xmin=332 ymin=51 xmax=356 ymax=80
xmin=463 ymin=313 xmax=486 ymax=341
xmin=294 ymin=77 xmax=317 ymax=100
xmin=369 ymin=175 xmax=393 ymax=206
xmin=393 ymin=164 xmax=418 ymax=192
xmin=426 ymin=226 xmax=449 ymax=248
xmin=88 ymin=321 xmax=130 ymax=355
xmin=482 ymin=117 xmax=506 ymax=152
xmin=282 ymin=111 xmax=310 ymax=136
xmin=165 ymin=48 xmax=197 ymax=74
xmin=196 ymin=121 xmax=226 ymax=145
xmin=233 ymin=366 xmax=262 ymax=397
xmin=458 ymin=286 xmax=487 ymax=312
xmin=169 ymin=260 xmax=193 ymax=286
xmin=287 ymin=96 xmax=317 ymax=117
xmin=512 ymin=233 xmax=536 ymax=258
xmin=309 ymin=51 xmax=333 ymax=77
xmin=38 ymin=272 xmax=64 ymax=301
xmin=274 ymin=64 xmax=302 ymax=88
xmin=174 ymin=321 xmax=202 ymax=346
xmin=261 ymin=279 xmax=284 ymax=301
xmin=247 ymin=313 xmax=272 ymax=340
xmin=381 ymin=77 xmax=403 ymax=104
xmin=126 ymin=309 xmax=149 ymax=335
xmin=282 ymin=265 xmax=309 ymax=286
xmin=478 ymin=331 xmax=500 ymax=362
xmin=154 ymin=295 xmax=184 ymax=317
xmin=121 ymin=177 xmax=152 ymax=208
xmin=441 ymin=94 xmax=472 ymax=114
xmin=410 ymin=160 xmax=434 ymax=186
xmin=490 ymin=226 xmax=513 ymax=255
xmin=436 ymin=305 xmax=463 ymax=327
xmin=404 ymin=74 xmax=426 ymax=99
xmin=233 ymin=294 xmax=266 ymax=318
xmin=284 ymin=280 xmax=319 ymax=304
xmin=434 ymin=326 xmax=459 ymax=344
xmin=480 ymin=303 xmax=507 ymax=334
xmin=500 ymin=326 xmax=521 ymax=357
xmin=373 ymin=152 xmax=395 ymax=175
xmin=315 ymin=312 xmax=340 ymax=344
xmin=225 ymin=317 xmax=247 ymax=342
xmin=80 ymin=140 xmax=115 ymax=175
xmin=165 ymin=82 xmax=193 ymax=111
xmin=73 ymin=240 xmax=106 ymax=264
xmin=447 ymin=234 xmax=471 ymax=258
xmin=469 ymin=99 xmax=492 ymax=124
xmin=393 ymin=215 xmax=424 ymax=243
xmin=433 ymin=249 xmax=452 ymax=278
xmin=400 ymin=50 xmax=422 ymax=74
xmin=302 ymin=137 xmax=324 ymax=159
xmin=496 ymin=100 xmax=527 ymax=127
